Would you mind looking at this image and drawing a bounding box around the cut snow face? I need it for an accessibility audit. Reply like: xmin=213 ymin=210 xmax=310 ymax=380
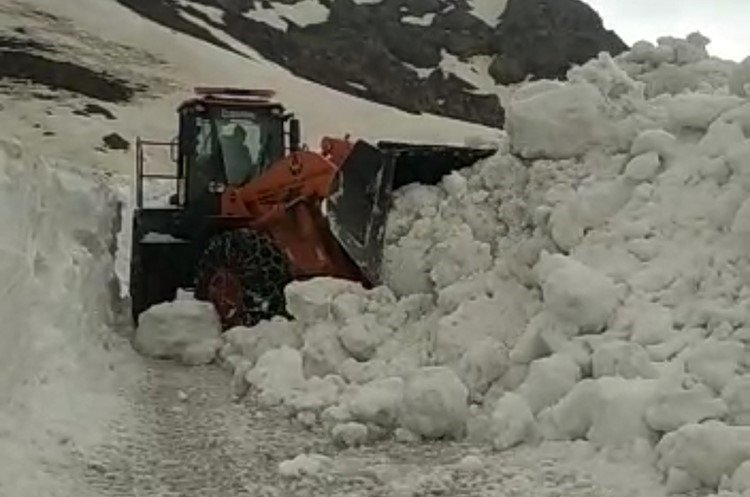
xmin=215 ymin=32 xmax=750 ymax=496
xmin=0 ymin=139 xmax=126 ymax=496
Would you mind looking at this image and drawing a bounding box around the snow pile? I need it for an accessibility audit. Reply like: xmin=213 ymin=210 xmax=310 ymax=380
xmin=213 ymin=33 xmax=750 ymax=494
xmin=0 ymin=139 xmax=125 ymax=495
xmin=134 ymin=299 xmax=222 ymax=365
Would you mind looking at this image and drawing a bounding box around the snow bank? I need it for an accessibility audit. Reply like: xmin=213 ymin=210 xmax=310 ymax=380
xmin=214 ymin=32 xmax=750 ymax=494
xmin=0 ymin=139 xmax=125 ymax=495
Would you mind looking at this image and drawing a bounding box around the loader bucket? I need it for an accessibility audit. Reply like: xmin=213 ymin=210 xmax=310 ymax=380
xmin=326 ymin=140 xmax=495 ymax=285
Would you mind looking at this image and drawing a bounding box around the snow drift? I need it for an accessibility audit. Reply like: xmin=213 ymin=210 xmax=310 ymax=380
xmin=0 ymin=139 xmax=125 ymax=495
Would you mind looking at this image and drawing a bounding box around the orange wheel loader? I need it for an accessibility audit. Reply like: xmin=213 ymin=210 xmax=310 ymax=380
xmin=130 ymin=88 xmax=493 ymax=329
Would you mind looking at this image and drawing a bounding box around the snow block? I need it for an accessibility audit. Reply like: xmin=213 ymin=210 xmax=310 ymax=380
xmin=646 ymin=383 xmax=727 ymax=432
xmin=343 ymin=377 xmax=404 ymax=428
xmin=134 ymin=300 xmax=221 ymax=365
xmin=722 ymin=376 xmax=750 ymax=426
xmin=337 ymin=315 xmax=390 ymax=361
xmin=541 ymin=377 xmax=657 ymax=446
xmin=398 ymin=367 xmax=469 ymax=439
xmin=656 ymin=421 xmax=750 ymax=489
xmin=684 ymin=340 xmax=744 ymax=393
xmin=287 ymin=375 xmax=345 ymax=413
xmin=488 ymin=392 xmax=538 ymax=451
xmin=729 ymin=56 xmax=750 ymax=97
xmin=536 ymin=252 xmax=619 ymax=333
xmin=331 ymin=422 xmax=368 ymax=447
xmin=508 ymin=82 xmax=609 ymax=159
xmin=285 ymin=277 xmax=364 ymax=324
xmin=245 ymin=346 xmax=305 ymax=406
xmin=516 ymin=354 xmax=580 ymax=414
xmin=623 ymin=151 xmax=661 ymax=182
xmin=221 ymin=318 xmax=302 ymax=365
xmin=456 ymin=337 xmax=510 ymax=400
xmin=278 ymin=453 xmax=332 ymax=478
xmin=591 ymin=341 xmax=658 ymax=379
xmin=301 ymin=323 xmax=350 ymax=378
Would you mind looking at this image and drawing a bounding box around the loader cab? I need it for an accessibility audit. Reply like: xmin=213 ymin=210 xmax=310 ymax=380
xmin=174 ymin=89 xmax=300 ymax=212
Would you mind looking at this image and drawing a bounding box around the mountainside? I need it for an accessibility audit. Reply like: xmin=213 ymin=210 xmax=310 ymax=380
xmin=114 ymin=0 xmax=627 ymax=127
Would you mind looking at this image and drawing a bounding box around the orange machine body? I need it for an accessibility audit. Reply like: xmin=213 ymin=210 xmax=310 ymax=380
xmin=216 ymin=137 xmax=361 ymax=282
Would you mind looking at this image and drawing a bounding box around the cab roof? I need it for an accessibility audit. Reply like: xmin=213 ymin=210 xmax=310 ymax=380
xmin=178 ymin=87 xmax=286 ymax=113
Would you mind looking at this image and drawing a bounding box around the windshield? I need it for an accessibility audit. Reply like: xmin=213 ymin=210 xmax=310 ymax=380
xmin=194 ymin=109 xmax=283 ymax=186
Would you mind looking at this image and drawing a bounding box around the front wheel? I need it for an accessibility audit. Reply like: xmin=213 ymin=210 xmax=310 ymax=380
xmin=195 ymin=229 xmax=292 ymax=329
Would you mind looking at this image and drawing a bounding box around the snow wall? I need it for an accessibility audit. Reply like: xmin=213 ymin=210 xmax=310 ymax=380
xmin=0 ymin=139 xmax=126 ymax=495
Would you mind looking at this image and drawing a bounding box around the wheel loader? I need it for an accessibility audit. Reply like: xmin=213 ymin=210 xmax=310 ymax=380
xmin=130 ymin=87 xmax=493 ymax=328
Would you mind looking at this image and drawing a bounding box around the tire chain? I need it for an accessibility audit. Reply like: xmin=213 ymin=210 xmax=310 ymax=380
xmin=196 ymin=229 xmax=292 ymax=327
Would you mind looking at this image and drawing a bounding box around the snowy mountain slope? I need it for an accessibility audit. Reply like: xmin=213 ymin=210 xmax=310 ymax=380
xmin=110 ymin=0 xmax=626 ymax=127
xmin=0 ymin=0 xmax=498 ymax=177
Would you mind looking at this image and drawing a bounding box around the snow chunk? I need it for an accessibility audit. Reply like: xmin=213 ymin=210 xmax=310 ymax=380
xmin=517 ymin=354 xmax=580 ymax=414
xmin=343 ymin=377 xmax=404 ymax=428
xmin=428 ymin=226 xmax=492 ymax=290
xmin=279 ymin=453 xmax=332 ymax=478
xmin=398 ymin=367 xmax=469 ymax=439
xmin=684 ymin=340 xmax=744 ymax=392
xmin=134 ymin=300 xmax=221 ymax=365
xmin=456 ymin=337 xmax=510 ymax=400
xmin=337 ymin=316 xmax=391 ymax=361
xmin=630 ymin=129 xmax=677 ymax=159
xmin=591 ymin=341 xmax=658 ymax=379
xmin=285 ymin=277 xmax=364 ymax=324
xmin=331 ymin=422 xmax=368 ymax=447
xmin=663 ymin=94 xmax=743 ymax=131
xmin=656 ymin=421 xmax=750 ymax=489
xmin=729 ymin=57 xmax=750 ymax=97
xmin=221 ymin=318 xmax=301 ymax=365
xmin=302 ymin=323 xmax=350 ymax=378
xmin=630 ymin=302 xmax=673 ymax=346
xmin=646 ymin=383 xmax=727 ymax=432
xmin=508 ymin=82 xmax=610 ymax=159
xmin=536 ymin=253 xmax=619 ymax=333
xmin=722 ymin=376 xmax=750 ymax=426
xmin=585 ymin=377 xmax=658 ymax=446
xmin=731 ymin=198 xmax=750 ymax=235
xmin=541 ymin=377 xmax=657 ymax=446
xmin=623 ymin=151 xmax=661 ymax=182
xmin=246 ymin=346 xmax=305 ymax=406
xmin=488 ymin=392 xmax=538 ymax=450
xmin=731 ymin=460 xmax=750 ymax=493
xmin=287 ymin=375 xmax=345 ymax=413
xmin=455 ymin=455 xmax=484 ymax=472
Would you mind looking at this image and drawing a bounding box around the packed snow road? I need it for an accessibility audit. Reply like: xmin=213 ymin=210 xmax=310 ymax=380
xmin=78 ymin=353 xmax=654 ymax=497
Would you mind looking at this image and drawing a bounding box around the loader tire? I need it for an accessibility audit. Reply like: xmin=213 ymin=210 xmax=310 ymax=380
xmin=195 ymin=229 xmax=292 ymax=329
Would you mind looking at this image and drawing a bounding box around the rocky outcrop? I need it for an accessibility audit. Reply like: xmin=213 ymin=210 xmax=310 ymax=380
xmin=115 ymin=0 xmax=627 ymax=127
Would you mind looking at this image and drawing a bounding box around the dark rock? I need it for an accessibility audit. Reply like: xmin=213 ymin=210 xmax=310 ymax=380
xmin=0 ymin=50 xmax=138 ymax=102
xmin=488 ymin=54 xmax=526 ymax=85
xmin=103 ymin=133 xmax=130 ymax=151
xmin=42 ymin=131 xmax=55 ymax=136
xmin=490 ymin=0 xmax=627 ymax=84
xmin=113 ymin=0 xmax=627 ymax=128
xmin=74 ymin=103 xmax=117 ymax=120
